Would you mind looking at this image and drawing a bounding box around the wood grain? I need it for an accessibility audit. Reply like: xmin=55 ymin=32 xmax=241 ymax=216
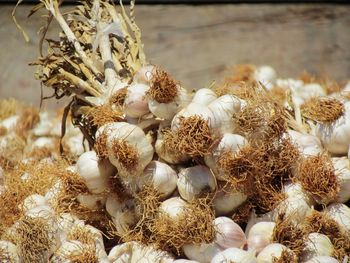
xmin=0 ymin=4 xmax=349 ymax=108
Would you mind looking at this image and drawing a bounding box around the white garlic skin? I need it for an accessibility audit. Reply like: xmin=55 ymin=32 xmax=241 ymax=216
xmin=183 ymin=243 xmax=221 ymax=263
xmin=247 ymin=221 xmax=276 ymax=254
xmin=325 ymin=203 xmax=350 ymax=234
xmin=0 ymin=240 xmax=20 ymax=263
xmin=315 ymin=101 xmax=350 ymax=155
xmin=177 ymin=165 xmax=217 ymax=201
xmin=159 ymin=197 xmax=187 ymax=219
xmin=148 ymin=86 xmax=190 ymax=120
xmin=211 ymin=247 xmax=258 ymax=263
xmin=204 ymin=133 xmax=247 ymax=180
xmin=254 ymin=65 xmax=277 ymax=90
xmin=0 ymin=115 xmax=19 ymax=131
xmin=213 ymin=186 xmax=247 ymax=216
xmin=76 ymin=150 xmax=115 ymax=194
xmin=207 ymin=94 xmax=241 ymax=134
xmin=192 ymin=88 xmax=218 ymax=106
xmin=31 ymin=137 xmax=56 ymax=150
xmin=124 ymin=83 xmax=150 ymax=118
xmin=273 ymin=195 xmax=312 ymax=223
xmin=134 ymin=65 xmax=155 ymax=84
xmin=105 ymin=194 xmax=137 ymax=236
xmin=21 ymin=194 xmax=48 ymax=213
xmin=106 ymin=122 xmax=154 ymax=178
xmin=283 ymin=182 xmax=315 ymax=206
xmin=257 ymin=243 xmax=296 ymax=263
xmin=76 ymin=194 xmax=106 ymax=210
xmin=214 ymin=217 xmax=246 ymax=250
xmin=108 ymin=241 xmax=174 ymax=263
xmin=287 ymin=130 xmax=323 ymax=156
xmin=301 ymin=233 xmax=334 ymax=261
xmin=138 ymin=161 xmax=177 ymax=198
xmin=304 ymin=256 xmax=340 ymax=263
xmin=332 ymin=157 xmax=350 ymax=203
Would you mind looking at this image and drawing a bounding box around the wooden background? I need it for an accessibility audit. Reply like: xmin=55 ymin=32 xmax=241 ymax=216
xmin=0 ymin=4 xmax=349 ymax=108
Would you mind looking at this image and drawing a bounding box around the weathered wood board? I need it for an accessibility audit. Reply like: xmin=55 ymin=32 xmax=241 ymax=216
xmin=0 ymin=4 xmax=349 ymax=108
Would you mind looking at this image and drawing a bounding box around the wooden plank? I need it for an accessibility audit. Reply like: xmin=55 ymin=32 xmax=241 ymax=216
xmin=0 ymin=4 xmax=349 ymax=108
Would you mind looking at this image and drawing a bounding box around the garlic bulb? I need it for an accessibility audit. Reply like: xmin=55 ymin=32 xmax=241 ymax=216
xmin=182 ymin=243 xmax=221 ymax=263
xmin=134 ymin=65 xmax=155 ymax=84
xmin=315 ymin=101 xmax=350 ymax=155
xmin=332 ymin=157 xmax=350 ymax=203
xmin=287 ymin=130 xmax=323 ymax=156
xmin=32 ymin=112 xmax=54 ymax=136
xmin=159 ymin=197 xmax=187 ymax=219
xmin=325 ymin=203 xmax=350 ymax=233
xmin=173 ymin=260 xmax=199 ymax=263
xmin=247 ymin=222 xmax=276 ymax=254
xmin=257 ymin=243 xmax=296 ymax=263
xmin=292 ymin=83 xmax=326 ymax=106
xmin=31 ymin=137 xmax=56 ymax=150
xmin=0 ymin=240 xmax=20 ymax=262
xmin=301 ymin=233 xmax=334 ymax=261
xmin=273 ymin=195 xmax=312 ymax=223
xmin=204 ymin=133 xmax=247 ymax=180
xmin=76 ymin=150 xmax=115 ymax=194
xmin=177 ymin=165 xmax=217 ymax=201
xmin=214 ymin=217 xmax=246 ymax=249
xmin=21 ymin=194 xmax=48 ymax=212
xmin=0 ymin=115 xmax=19 ymax=131
xmin=108 ymin=241 xmax=174 ymax=263
xmin=211 ymin=248 xmax=258 ymax=263
xmin=148 ymin=86 xmax=190 ymax=120
xmin=106 ymin=122 xmax=154 ymax=178
xmin=124 ymin=83 xmax=150 ymax=118
xmin=283 ymin=182 xmax=314 ymax=206
xmin=138 ymin=161 xmax=177 ymax=198
xmin=304 ymin=256 xmax=340 ymax=263
xmin=192 ymin=88 xmax=217 ymax=106
xmin=24 ymin=205 xmax=56 ymax=220
xmin=105 ymin=194 xmax=137 ymax=236
xmin=254 ymin=65 xmax=277 ymax=89
xmin=213 ymin=184 xmax=247 ymax=216
xmin=207 ymin=94 xmax=241 ymax=134
xmin=76 ymin=194 xmax=106 ymax=210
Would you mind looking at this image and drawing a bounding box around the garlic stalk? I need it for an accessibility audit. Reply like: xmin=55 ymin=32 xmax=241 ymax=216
xmin=177 ymin=165 xmax=217 ymax=201
xmin=211 ymin=247 xmax=258 ymax=263
xmin=247 ymin=221 xmax=276 ymax=254
xmin=138 ymin=160 xmax=177 ymax=198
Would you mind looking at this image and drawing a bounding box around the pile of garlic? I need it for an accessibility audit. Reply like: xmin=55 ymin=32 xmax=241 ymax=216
xmin=5 ymin=0 xmax=350 ymax=261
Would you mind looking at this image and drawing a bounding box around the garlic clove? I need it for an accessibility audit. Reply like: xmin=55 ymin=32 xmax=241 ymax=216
xmin=159 ymin=197 xmax=187 ymax=219
xmin=213 ymin=217 xmax=246 ymax=250
xmin=124 ymin=83 xmax=150 ymax=118
xmin=76 ymin=150 xmax=115 ymax=194
xmin=325 ymin=203 xmax=350 ymax=234
xmin=211 ymin=247 xmax=258 ymax=263
xmin=247 ymin=221 xmax=276 ymax=254
xmin=257 ymin=243 xmax=296 ymax=263
xmin=183 ymin=242 xmax=222 ymax=263
xmin=138 ymin=161 xmax=177 ymax=198
xmin=177 ymin=165 xmax=217 ymax=201
xmin=301 ymin=233 xmax=334 ymax=262
xmin=192 ymin=88 xmax=218 ymax=106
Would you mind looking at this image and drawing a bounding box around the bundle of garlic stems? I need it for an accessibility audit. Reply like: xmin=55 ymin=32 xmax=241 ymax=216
xmin=2 ymin=0 xmax=350 ymax=262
